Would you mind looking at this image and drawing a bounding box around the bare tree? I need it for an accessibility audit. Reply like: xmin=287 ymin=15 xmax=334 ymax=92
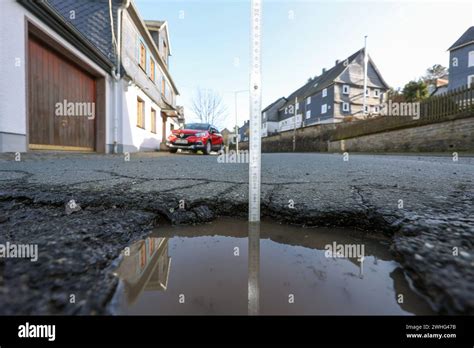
xmin=422 ymin=64 xmax=448 ymax=85
xmin=190 ymin=88 xmax=228 ymax=126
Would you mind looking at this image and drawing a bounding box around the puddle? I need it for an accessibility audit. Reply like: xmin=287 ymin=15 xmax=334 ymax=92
xmin=112 ymin=217 xmax=434 ymax=315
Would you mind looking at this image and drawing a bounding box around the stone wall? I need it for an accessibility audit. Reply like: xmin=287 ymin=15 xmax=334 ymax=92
xmin=240 ymin=123 xmax=335 ymax=152
xmin=240 ymin=116 xmax=474 ymax=153
xmin=328 ymin=116 xmax=474 ymax=153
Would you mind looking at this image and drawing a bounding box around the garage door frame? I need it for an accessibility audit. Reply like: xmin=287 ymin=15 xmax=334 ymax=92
xmin=25 ymin=19 xmax=107 ymax=153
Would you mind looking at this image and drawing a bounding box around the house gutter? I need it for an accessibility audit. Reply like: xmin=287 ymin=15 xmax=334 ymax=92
xmin=112 ymin=0 xmax=131 ymax=154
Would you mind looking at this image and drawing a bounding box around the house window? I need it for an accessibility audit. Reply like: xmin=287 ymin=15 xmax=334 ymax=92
xmin=150 ymin=59 xmax=155 ymax=81
xmin=306 ymin=96 xmax=311 ymax=105
xmin=374 ymin=89 xmax=380 ymax=97
xmin=163 ymin=40 xmax=168 ymax=61
xmin=374 ymin=105 xmax=380 ymax=113
xmin=151 ymin=108 xmax=157 ymax=133
xmin=365 ymin=88 xmax=370 ymax=96
xmin=296 ymin=102 xmax=300 ymax=111
xmin=364 ymin=105 xmax=369 ymax=113
xmin=322 ymin=88 xmax=327 ymax=97
xmin=342 ymin=85 xmax=350 ymax=95
xmin=306 ymin=110 xmax=311 ymax=119
xmin=469 ymin=51 xmax=474 ymax=67
xmin=321 ymin=104 xmax=327 ymax=114
xmin=468 ymin=75 xmax=474 ymax=87
xmin=137 ymin=98 xmax=145 ymax=129
xmin=342 ymin=102 xmax=349 ymax=112
xmin=452 ymin=57 xmax=458 ymax=67
xmin=139 ymin=42 xmax=146 ymax=71
xmin=263 ymin=112 xmax=267 ymax=120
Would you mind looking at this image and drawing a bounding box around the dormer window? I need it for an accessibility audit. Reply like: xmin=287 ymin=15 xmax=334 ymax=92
xmin=163 ymin=40 xmax=168 ymax=64
xmin=452 ymin=57 xmax=458 ymax=67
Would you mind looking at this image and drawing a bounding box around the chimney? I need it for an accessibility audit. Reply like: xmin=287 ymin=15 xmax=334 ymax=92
xmin=322 ymin=68 xmax=326 ymax=74
xmin=335 ymin=59 xmax=340 ymax=65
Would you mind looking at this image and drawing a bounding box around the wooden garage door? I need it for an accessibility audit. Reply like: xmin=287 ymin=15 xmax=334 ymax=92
xmin=28 ymin=35 xmax=96 ymax=151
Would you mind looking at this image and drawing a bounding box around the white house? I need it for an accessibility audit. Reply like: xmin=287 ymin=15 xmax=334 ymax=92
xmin=0 ymin=0 xmax=182 ymax=153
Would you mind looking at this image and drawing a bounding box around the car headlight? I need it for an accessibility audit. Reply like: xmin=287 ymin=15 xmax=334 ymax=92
xmin=195 ymin=132 xmax=207 ymax=137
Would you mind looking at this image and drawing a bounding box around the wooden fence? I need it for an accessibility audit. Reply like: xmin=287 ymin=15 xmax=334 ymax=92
xmin=332 ymin=84 xmax=474 ymax=141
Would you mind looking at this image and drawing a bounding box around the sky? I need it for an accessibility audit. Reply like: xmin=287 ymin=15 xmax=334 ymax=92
xmin=134 ymin=0 xmax=474 ymax=131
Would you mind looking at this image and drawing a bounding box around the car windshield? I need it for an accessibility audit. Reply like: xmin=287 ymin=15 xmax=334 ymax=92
xmin=183 ymin=123 xmax=209 ymax=130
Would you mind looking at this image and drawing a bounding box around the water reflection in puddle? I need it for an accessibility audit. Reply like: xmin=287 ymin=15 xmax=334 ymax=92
xmin=113 ymin=218 xmax=434 ymax=315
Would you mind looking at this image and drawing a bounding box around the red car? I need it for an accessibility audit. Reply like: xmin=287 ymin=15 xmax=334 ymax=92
xmin=166 ymin=123 xmax=224 ymax=155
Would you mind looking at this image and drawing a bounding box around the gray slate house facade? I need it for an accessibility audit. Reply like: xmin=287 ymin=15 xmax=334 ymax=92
xmin=261 ymin=97 xmax=286 ymax=137
xmin=261 ymin=48 xmax=389 ymax=136
xmin=448 ymin=26 xmax=474 ymax=91
xmin=238 ymin=120 xmax=250 ymax=142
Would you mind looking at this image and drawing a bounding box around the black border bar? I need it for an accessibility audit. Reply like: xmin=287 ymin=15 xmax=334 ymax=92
xmin=0 ymin=315 xmax=473 ymax=346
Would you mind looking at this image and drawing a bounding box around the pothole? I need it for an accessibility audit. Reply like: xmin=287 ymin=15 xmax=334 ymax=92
xmin=111 ymin=217 xmax=434 ymax=315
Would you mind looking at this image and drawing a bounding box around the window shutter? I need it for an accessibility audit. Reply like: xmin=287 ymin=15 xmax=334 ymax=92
xmin=146 ymin=52 xmax=150 ymax=74
xmin=135 ymin=34 xmax=140 ymax=62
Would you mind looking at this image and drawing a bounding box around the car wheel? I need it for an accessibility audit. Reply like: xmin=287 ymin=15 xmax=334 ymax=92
xmin=169 ymin=148 xmax=178 ymax=153
xmin=204 ymin=141 xmax=212 ymax=155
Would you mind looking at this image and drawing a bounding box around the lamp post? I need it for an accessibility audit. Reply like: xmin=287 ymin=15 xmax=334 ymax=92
xmin=363 ymin=35 xmax=368 ymax=118
xmin=233 ymin=89 xmax=249 ymax=152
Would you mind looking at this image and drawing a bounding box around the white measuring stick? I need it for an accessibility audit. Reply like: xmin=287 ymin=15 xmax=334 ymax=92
xmin=249 ymin=0 xmax=262 ymax=222
xmin=248 ymin=222 xmax=260 ymax=315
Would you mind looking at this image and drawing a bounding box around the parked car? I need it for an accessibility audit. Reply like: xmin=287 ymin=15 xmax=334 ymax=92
xmin=166 ymin=123 xmax=224 ymax=155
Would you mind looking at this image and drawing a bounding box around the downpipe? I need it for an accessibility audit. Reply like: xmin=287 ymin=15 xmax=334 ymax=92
xmin=112 ymin=0 xmax=131 ymax=154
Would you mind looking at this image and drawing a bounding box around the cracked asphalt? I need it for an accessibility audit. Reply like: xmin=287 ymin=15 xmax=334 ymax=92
xmin=0 ymin=151 xmax=473 ymax=314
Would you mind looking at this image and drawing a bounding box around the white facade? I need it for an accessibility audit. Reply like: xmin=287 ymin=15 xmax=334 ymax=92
xmin=261 ymin=121 xmax=279 ymax=137
xmin=122 ymin=82 xmax=162 ymax=151
xmin=0 ymin=0 xmax=114 ymax=152
xmin=0 ymin=0 xmax=179 ymax=153
xmin=279 ymin=115 xmax=303 ymax=132
xmin=120 ymin=82 xmax=179 ymax=151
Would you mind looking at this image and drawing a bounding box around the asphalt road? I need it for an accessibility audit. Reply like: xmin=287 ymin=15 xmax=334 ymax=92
xmin=0 ymin=151 xmax=472 ymax=314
